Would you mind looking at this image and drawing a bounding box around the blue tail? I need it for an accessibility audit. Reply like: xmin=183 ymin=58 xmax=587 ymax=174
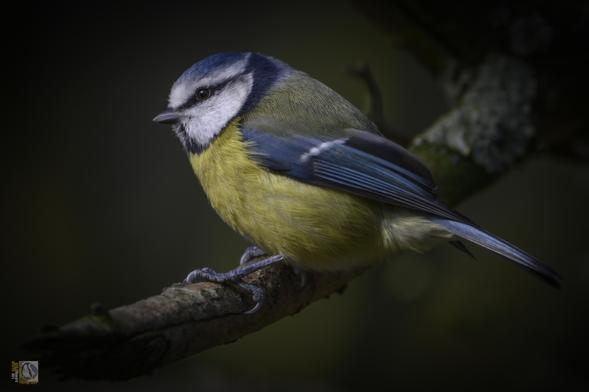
xmin=432 ymin=218 xmax=561 ymax=288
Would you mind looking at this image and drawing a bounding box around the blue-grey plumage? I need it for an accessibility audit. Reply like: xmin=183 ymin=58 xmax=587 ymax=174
xmin=153 ymin=52 xmax=560 ymax=301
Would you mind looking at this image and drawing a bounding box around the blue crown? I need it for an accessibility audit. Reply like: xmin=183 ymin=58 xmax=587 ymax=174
xmin=178 ymin=52 xmax=247 ymax=82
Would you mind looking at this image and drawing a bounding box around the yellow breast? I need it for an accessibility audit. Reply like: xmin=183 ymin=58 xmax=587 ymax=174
xmin=189 ymin=119 xmax=385 ymax=271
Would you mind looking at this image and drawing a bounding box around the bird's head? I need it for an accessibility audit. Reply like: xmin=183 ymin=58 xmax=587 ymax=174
xmin=153 ymin=52 xmax=290 ymax=153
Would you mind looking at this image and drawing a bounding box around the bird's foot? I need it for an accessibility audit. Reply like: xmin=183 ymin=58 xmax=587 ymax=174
xmin=183 ymin=254 xmax=284 ymax=314
xmin=239 ymin=245 xmax=267 ymax=265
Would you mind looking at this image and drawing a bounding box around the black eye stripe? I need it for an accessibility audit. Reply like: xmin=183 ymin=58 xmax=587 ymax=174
xmin=178 ymin=79 xmax=232 ymax=111
xmin=178 ymin=88 xmax=212 ymax=110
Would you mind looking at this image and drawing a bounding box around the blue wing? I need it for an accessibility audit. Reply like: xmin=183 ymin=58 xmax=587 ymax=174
xmin=241 ymin=127 xmax=463 ymax=221
xmin=241 ymin=126 xmax=561 ymax=287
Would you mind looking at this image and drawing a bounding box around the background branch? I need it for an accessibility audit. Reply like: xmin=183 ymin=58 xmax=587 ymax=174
xmin=346 ymin=63 xmax=411 ymax=146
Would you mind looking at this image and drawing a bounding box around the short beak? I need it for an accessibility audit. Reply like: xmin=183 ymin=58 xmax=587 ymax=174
xmin=153 ymin=109 xmax=179 ymax=124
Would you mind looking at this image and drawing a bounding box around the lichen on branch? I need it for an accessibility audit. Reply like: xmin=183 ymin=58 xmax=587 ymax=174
xmin=415 ymin=55 xmax=537 ymax=173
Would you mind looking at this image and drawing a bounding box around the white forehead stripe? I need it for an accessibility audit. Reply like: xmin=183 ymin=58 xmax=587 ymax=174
xmin=300 ymin=139 xmax=347 ymax=162
xmin=169 ymin=53 xmax=251 ymax=109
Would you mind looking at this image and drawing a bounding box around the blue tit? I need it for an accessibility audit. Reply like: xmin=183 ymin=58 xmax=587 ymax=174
xmin=153 ymin=52 xmax=560 ymax=312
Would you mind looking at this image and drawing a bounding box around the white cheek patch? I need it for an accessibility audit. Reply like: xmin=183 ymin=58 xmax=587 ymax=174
xmin=181 ymin=73 xmax=253 ymax=147
xmin=168 ymin=54 xmax=251 ymax=109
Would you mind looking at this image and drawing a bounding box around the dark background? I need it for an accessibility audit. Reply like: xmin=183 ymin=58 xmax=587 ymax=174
xmin=3 ymin=1 xmax=589 ymax=390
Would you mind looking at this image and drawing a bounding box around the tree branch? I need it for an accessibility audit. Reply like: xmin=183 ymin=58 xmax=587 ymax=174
xmin=27 ymin=265 xmax=362 ymax=380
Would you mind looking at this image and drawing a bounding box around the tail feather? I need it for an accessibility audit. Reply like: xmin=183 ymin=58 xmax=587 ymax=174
xmin=433 ymin=218 xmax=561 ymax=288
xmin=449 ymin=240 xmax=477 ymax=260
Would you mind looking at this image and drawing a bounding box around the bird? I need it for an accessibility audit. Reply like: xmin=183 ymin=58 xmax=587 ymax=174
xmin=153 ymin=52 xmax=560 ymax=312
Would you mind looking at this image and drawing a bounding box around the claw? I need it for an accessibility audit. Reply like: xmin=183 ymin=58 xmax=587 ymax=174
xmin=237 ymin=282 xmax=266 ymax=314
xmin=183 ymin=267 xmax=220 ymax=284
xmin=183 ymin=270 xmax=197 ymax=285
xmin=239 ymin=245 xmax=267 ymax=265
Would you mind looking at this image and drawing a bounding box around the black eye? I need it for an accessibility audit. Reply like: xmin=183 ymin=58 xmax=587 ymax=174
xmin=195 ymin=87 xmax=211 ymax=101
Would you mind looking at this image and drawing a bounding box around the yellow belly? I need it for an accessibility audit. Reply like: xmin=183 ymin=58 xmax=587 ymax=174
xmin=188 ymin=119 xmax=385 ymax=271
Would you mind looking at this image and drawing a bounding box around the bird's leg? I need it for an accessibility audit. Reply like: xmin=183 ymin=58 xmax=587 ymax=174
xmin=183 ymin=254 xmax=285 ymax=314
xmin=240 ymin=244 xmax=310 ymax=288
xmin=239 ymin=244 xmax=267 ymax=265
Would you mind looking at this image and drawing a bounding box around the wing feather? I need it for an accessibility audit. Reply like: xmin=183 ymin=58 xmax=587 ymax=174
xmin=241 ymin=127 xmax=462 ymax=221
